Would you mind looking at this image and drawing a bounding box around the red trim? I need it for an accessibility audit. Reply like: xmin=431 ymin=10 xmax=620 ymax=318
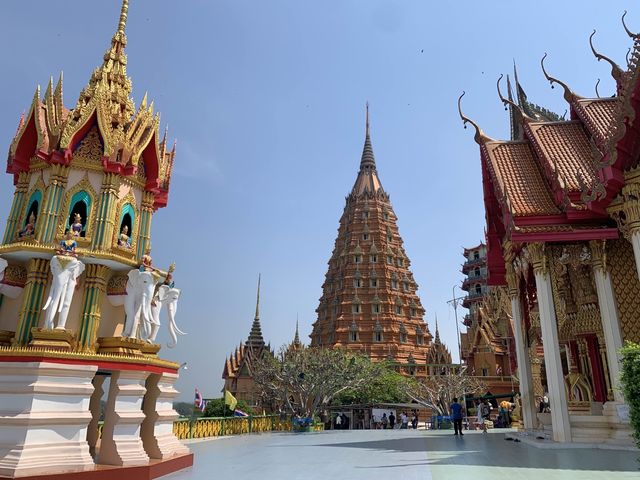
xmin=0 ymin=453 xmax=193 ymax=480
xmin=511 ymin=227 xmax=619 ymax=243
xmin=0 ymin=355 xmax=178 ymax=375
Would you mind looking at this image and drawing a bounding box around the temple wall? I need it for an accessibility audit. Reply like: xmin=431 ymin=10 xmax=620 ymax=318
xmin=99 ymin=297 xmax=124 ymax=338
xmin=607 ymin=239 xmax=640 ymax=343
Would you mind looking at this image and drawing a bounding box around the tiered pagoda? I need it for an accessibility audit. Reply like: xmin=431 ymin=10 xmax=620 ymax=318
xmin=458 ymin=15 xmax=640 ymax=445
xmin=310 ymin=106 xmax=434 ymax=375
xmin=0 ymin=1 xmax=191 ymax=476
xmin=222 ymin=276 xmax=272 ymax=408
xmin=425 ymin=318 xmax=453 ymax=375
xmin=459 ymin=243 xmax=518 ymax=396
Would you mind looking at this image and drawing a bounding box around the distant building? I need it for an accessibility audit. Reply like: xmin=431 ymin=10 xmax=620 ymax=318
xmin=460 ymin=243 xmax=517 ymax=396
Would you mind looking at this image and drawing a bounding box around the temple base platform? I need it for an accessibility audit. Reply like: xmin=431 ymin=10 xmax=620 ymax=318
xmin=28 ymin=328 xmax=75 ymax=351
xmin=0 ymin=352 xmax=188 ymax=478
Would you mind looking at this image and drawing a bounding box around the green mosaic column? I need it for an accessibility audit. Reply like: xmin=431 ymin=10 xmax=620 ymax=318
xmin=14 ymin=258 xmax=50 ymax=345
xmin=136 ymin=191 xmax=155 ymax=260
xmin=76 ymin=264 xmax=110 ymax=352
xmin=92 ymin=174 xmax=120 ymax=250
xmin=3 ymin=172 xmax=30 ymax=244
xmin=35 ymin=165 xmax=69 ymax=244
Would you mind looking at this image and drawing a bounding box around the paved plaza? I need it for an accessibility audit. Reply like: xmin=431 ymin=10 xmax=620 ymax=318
xmin=169 ymin=429 xmax=639 ymax=480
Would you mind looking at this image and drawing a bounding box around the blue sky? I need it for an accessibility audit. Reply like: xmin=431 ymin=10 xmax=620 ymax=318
xmin=0 ymin=1 xmax=636 ymax=400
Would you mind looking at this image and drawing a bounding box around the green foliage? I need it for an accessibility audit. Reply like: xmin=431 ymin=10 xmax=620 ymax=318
xmin=337 ymin=362 xmax=410 ymax=404
xmin=203 ymin=397 xmax=255 ymax=418
xmin=173 ymin=401 xmax=196 ymax=418
xmin=620 ymin=342 xmax=640 ymax=450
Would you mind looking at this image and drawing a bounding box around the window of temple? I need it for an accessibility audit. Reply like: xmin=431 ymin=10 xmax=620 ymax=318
xmin=117 ymin=203 xmax=134 ymax=248
xmin=391 ymin=279 xmax=398 ymax=289
xmin=370 ymin=254 xmax=377 ymax=263
xmin=350 ymin=331 xmax=358 ymax=342
xmin=417 ymin=334 xmax=424 ymax=345
xmin=387 ymin=234 xmax=392 ymax=243
xmin=372 ymin=304 xmax=381 ymax=314
xmin=410 ymin=308 xmax=416 ymax=317
xmin=363 ymin=233 xmax=369 ymax=241
xmin=354 ymin=255 xmax=362 ymax=264
xmin=395 ymin=305 xmax=402 ymax=315
xmin=67 ymin=190 xmax=91 ymax=237
xmin=397 ymin=258 xmax=404 ymax=267
xmin=386 ymin=255 xmax=393 ymax=264
xmin=475 ymin=284 xmax=481 ymax=295
xmin=473 ymin=251 xmax=480 ymax=260
xmin=403 ymin=282 xmax=409 ymax=292
xmin=383 ymin=212 xmax=389 ymax=220
xmin=481 ymin=367 xmax=488 ymax=376
xmin=370 ymin=278 xmax=378 ymax=288
xmin=352 ymin=304 xmax=361 ymax=314
xmin=18 ymin=190 xmax=42 ymax=238
xmin=374 ymin=331 xmax=382 ymax=342
xmin=353 ymin=278 xmax=362 ymax=288
xmin=400 ymin=331 xmax=407 ymax=343
xmin=363 ymin=211 xmax=369 ymax=220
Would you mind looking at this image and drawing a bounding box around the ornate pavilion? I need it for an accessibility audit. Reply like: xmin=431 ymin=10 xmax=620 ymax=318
xmin=310 ymin=106 xmax=445 ymax=377
xmin=0 ymin=1 xmax=190 ymax=476
xmin=458 ymin=14 xmax=640 ymax=444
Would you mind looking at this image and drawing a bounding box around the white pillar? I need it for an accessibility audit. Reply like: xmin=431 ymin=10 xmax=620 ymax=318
xmin=533 ymin=266 xmax=572 ymax=442
xmin=99 ymin=370 xmax=150 ymax=467
xmin=631 ymin=230 xmax=640 ymax=281
xmin=86 ymin=374 xmax=106 ymax=456
xmin=590 ymin=241 xmax=624 ymax=403
xmin=510 ymin=297 xmax=536 ymax=430
xmin=141 ymin=372 xmax=190 ymax=459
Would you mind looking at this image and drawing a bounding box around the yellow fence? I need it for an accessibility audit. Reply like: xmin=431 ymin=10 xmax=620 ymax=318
xmin=173 ymin=415 xmax=323 ymax=440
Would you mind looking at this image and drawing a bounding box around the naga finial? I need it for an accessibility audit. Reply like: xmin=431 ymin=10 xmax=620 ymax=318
xmin=622 ymin=10 xmax=637 ymax=39
xmin=541 ymin=53 xmax=578 ymax=103
xmin=595 ymin=78 xmax=601 ymax=98
xmin=457 ymin=91 xmax=493 ymax=144
xmin=589 ymin=30 xmax=625 ymax=85
xmin=497 ymin=74 xmax=530 ymax=120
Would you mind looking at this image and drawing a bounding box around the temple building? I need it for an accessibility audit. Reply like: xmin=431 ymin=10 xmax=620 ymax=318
xmin=425 ymin=318 xmax=453 ymax=375
xmin=0 ymin=1 xmax=191 ymax=476
xmin=222 ymin=276 xmax=272 ymax=408
xmin=458 ymin=16 xmax=640 ymax=445
xmin=460 ymin=244 xmax=517 ymax=396
xmin=310 ymin=106 xmax=436 ymax=376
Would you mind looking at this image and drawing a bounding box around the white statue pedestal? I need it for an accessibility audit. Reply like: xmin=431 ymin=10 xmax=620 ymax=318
xmin=0 ymin=361 xmax=97 ymax=477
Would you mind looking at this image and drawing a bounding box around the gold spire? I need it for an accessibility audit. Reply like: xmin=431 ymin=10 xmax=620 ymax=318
xmin=117 ymin=0 xmax=129 ymax=36
xmin=255 ymin=274 xmax=261 ymax=320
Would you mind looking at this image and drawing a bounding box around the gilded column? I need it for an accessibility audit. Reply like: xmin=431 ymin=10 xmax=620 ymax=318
xmin=528 ymin=242 xmax=571 ymax=443
xmin=14 ymin=258 xmax=50 ymax=346
xmin=92 ymin=173 xmax=120 ymax=251
xmin=3 ymin=172 xmax=30 ymax=244
xmin=76 ymin=264 xmax=110 ymax=352
xmin=589 ymin=239 xmax=624 ymax=402
xmin=35 ymin=165 xmax=69 ymax=244
xmin=505 ymin=258 xmax=536 ymax=430
xmin=621 ymin=182 xmax=640 ymax=280
xmin=136 ymin=191 xmax=154 ymax=260
xmin=598 ymin=336 xmax=613 ymax=402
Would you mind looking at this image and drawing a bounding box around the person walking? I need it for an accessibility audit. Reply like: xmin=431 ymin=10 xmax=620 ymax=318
xmin=400 ymin=412 xmax=409 ymax=429
xmin=450 ymin=398 xmax=464 ymax=436
xmin=411 ymin=411 xmax=419 ymax=430
xmin=381 ymin=413 xmax=388 ymax=429
xmin=389 ymin=412 xmax=396 ymax=429
xmin=480 ymin=400 xmax=491 ymax=433
xmin=476 ymin=401 xmax=486 ymax=433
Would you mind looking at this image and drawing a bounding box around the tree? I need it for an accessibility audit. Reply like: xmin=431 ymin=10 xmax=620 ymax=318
xmin=252 ymin=346 xmax=381 ymax=417
xmin=338 ymin=361 xmax=410 ymax=405
xmin=203 ymin=397 xmax=255 ymax=418
xmin=403 ymin=370 xmax=487 ymax=416
xmin=620 ymin=342 xmax=640 ymax=450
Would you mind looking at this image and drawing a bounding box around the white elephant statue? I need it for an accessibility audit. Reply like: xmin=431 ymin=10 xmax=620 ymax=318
xmin=147 ymin=285 xmax=186 ymax=347
xmin=42 ymin=255 xmax=85 ymax=330
xmin=123 ymin=269 xmax=162 ymax=339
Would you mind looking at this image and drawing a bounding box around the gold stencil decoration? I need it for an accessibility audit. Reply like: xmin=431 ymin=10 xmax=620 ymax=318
xmin=71 ymin=125 xmax=103 ymax=170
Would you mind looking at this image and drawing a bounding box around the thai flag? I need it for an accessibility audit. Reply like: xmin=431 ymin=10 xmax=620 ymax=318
xmin=194 ymin=388 xmax=205 ymax=412
xmin=233 ymin=409 xmax=249 ymax=417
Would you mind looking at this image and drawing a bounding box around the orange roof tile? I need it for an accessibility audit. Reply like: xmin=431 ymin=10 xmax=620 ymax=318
xmin=528 ymin=121 xmax=598 ymax=192
xmin=575 ymin=98 xmax=615 ymax=144
xmin=484 ymin=141 xmax=560 ymax=217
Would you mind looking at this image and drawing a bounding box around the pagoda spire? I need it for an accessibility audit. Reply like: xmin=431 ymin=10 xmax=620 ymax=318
xmin=360 ymin=102 xmax=376 ymax=171
xmin=435 ymin=314 xmax=441 ymax=344
xmin=294 ymin=315 xmax=300 ymax=345
xmin=247 ymin=274 xmax=265 ymax=348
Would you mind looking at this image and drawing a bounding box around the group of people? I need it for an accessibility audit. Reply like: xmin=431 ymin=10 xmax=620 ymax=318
xmin=449 ymin=397 xmax=514 ymax=435
xmin=374 ymin=411 xmax=419 ymax=430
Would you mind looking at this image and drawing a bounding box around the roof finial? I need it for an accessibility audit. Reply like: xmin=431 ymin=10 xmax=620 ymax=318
xmin=541 ymin=53 xmax=579 ymax=103
xmin=457 ymin=91 xmax=493 ymax=144
xmin=435 ymin=314 xmax=441 ymax=343
xmin=622 ymin=10 xmax=637 ymax=38
xmin=497 ymin=74 xmax=530 ymax=120
xmin=589 ymin=30 xmax=625 ymax=85
xmin=255 ymin=274 xmax=261 ymax=320
xmin=595 ymin=78 xmax=601 ymax=98
xmin=117 ymin=0 xmax=129 ymax=36
xmin=359 ymin=102 xmax=376 ymax=170
xmin=294 ymin=315 xmax=301 ymax=345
